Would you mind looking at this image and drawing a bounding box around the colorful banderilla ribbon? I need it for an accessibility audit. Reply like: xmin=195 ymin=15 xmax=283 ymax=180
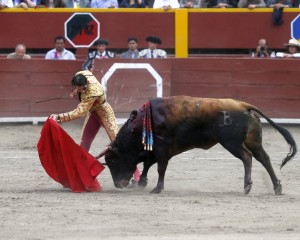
xmin=142 ymin=101 xmax=153 ymax=151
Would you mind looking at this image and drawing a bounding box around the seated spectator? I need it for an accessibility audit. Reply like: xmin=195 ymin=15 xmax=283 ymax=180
xmin=120 ymin=0 xmax=146 ymax=7
xmin=14 ymin=0 xmax=37 ymax=9
xmin=0 ymin=0 xmax=14 ymax=8
xmin=208 ymin=0 xmax=238 ymax=7
xmin=145 ymin=0 xmax=154 ymax=7
xmin=238 ymin=0 xmax=266 ymax=8
xmin=120 ymin=37 xmax=140 ymax=59
xmin=82 ymin=39 xmax=115 ymax=70
xmin=276 ymin=39 xmax=300 ymax=58
xmin=90 ymin=0 xmax=118 ymax=8
xmin=38 ymin=0 xmax=66 ymax=7
xmin=60 ymin=0 xmax=90 ymax=7
xmin=45 ymin=36 xmax=76 ymax=60
xmin=7 ymin=44 xmax=31 ymax=59
xmin=252 ymin=38 xmax=275 ymax=58
xmin=268 ymin=0 xmax=291 ymax=8
xmin=153 ymin=0 xmax=180 ymax=10
xmin=50 ymin=0 xmax=67 ymax=7
xmin=139 ymin=36 xmax=167 ymax=58
xmin=180 ymin=0 xmax=201 ymax=8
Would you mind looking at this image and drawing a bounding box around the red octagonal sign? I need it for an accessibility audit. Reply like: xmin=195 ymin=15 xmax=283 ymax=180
xmin=64 ymin=13 xmax=100 ymax=48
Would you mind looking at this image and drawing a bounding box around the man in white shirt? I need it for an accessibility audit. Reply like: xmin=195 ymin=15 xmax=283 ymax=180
xmin=45 ymin=36 xmax=76 ymax=60
xmin=139 ymin=36 xmax=167 ymax=59
xmin=276 ymin=39 xmax=300 ymax=58
xmin=0 ymin=0 xmax=14 ymax=8
xmin=153 ymin=0 xmax=180 ymax=10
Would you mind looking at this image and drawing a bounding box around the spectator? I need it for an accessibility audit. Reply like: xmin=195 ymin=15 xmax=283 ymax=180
xmin=0 ymin=0 xmax=13 ymax=8
xmin=62 ymin=0 xmax=91 ymax=7
xmin=90 ymin=0 xmax=118 ymax=8
xmin=207 ymin=0 xmax=238 ymax=7
xmin=14 ymin=0 xmax=37 ymax=9
xmin=252 ymin=38 xmax=275 ymax=58
xmin=120 ymin=37 xmax=140 ymax=59
xmin=180 ymin=0 xmax=202 ymax=8
xmin=45 ymin=36 xmax=76 ymax=60
xmin=75 ymin=0 xmax=91 ymax=7
xmin=238 ymin=0 xmax=266 ymax=8
xmin=120 ymin=0 xmax=146 ymax=7
xmin=82 ymin=39 xmax=115 ymax=70
xmin=153 ymin=0 xmax=180 ymax=10
xmin=145 ymin=0 xmax=155 ymax=7
xmin=139 ymin=36 xmax=167 ymax=58
xmin=268 ymin=0 xmax=291 ymax=8
xmin=276 ymin=39 xmax=300 ymax=58
xmin=38 ymin=0 xmax=66 ymax=7
xmin=7 ymin=44 xmax=31 ymax=59
xmin=268 ymin=0 xmax=291 ymax=25
xmin=52 ymin=0 xmax=66 ymax=7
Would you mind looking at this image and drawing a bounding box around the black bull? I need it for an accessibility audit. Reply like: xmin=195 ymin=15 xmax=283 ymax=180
xmin=97 ymin=96 xmax=297 ymax=194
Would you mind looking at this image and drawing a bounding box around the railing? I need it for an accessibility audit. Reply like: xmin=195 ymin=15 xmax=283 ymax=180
xmin=1 ymin=58 xmax=300 ymax=122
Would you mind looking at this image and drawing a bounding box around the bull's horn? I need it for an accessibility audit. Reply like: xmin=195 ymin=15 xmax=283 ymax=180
xmin=95 ymin=146 xmax=111 ymax=159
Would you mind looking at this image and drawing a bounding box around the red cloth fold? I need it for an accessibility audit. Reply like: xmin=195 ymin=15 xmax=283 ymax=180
xmin=37 ymin=118 xmax=104 ymax=192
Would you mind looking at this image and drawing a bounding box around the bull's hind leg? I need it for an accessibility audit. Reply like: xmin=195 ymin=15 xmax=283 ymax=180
xmin=221 ymin=142 xmax=254 ymax=194
xmin=252 ymin=147 xmax=282 ymax=195
xmin=247 ymin=142 xmax=282 ymax=195
xmin=244 ymin=116 xmax=282 ymax=195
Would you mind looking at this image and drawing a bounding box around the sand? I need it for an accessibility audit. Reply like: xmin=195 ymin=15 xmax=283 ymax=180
xmin=0 ymin=122 xmax=299 ymax=240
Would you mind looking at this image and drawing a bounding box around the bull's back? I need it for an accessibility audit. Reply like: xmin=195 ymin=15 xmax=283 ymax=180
xmin=151 ymin=96 xmax=248 ymax=123
xmin=150 ymin=96 xmax=252 ymax=154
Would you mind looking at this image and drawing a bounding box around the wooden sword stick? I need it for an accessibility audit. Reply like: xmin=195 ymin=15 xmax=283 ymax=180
xmin=34 ymin=96 xmax=69 ymax=104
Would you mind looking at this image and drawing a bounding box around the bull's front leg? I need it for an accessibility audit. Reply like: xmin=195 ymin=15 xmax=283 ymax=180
xmin=151 ymin=159 xmax=168 ymax=194
xmin=139 ymin=158 xmax=156 ymax=188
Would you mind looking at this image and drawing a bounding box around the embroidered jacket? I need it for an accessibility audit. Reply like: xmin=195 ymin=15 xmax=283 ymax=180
xmin=139 ymin=49 xmax=167 ymax=58
xmin=58 ymin=70 xmax=118 ymax=140
xmin=82 ymin=50 xmax=115 ymax=70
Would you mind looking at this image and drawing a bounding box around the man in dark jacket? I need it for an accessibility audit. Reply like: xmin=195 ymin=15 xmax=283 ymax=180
xmin=82 ymin=38 xmax=115 ymax=70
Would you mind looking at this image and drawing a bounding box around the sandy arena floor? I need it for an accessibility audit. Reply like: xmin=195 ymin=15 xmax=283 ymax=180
xmin=0 ymin=122 xmax=299 ymax=240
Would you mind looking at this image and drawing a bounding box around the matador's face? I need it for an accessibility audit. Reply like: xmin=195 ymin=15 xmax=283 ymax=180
xmin=73 ymin=85 xmax=87 ymax=94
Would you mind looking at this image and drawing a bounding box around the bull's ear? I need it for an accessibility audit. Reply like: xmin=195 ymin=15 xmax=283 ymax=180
xmin=129 ymin=110 xmax=138 ymax=121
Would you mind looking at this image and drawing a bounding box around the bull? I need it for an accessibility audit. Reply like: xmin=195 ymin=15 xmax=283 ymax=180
xmin=97 ymin=96 xmax=297 ymax=195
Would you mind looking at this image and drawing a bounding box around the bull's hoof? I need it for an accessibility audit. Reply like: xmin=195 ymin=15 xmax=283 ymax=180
xmin=150 ymin=187 xmax=162 ymax=194
xmin=274 ymin=181 xmax=282 ymax=195
xmin=244 ymin=181 xmax=253 ymax=195
xmin=126 ymin=179 xmax=138 ymax=189
xmin=138 ymin=178 xmax=148 ymax=188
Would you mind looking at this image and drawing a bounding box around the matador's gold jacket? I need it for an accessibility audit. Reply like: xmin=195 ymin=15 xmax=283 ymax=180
xmin=58 ymin=70 xmax=118 ymax=141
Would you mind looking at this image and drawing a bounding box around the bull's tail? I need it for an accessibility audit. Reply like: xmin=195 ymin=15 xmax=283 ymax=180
xmin=243 ymin=102 xmax=298 ymax=169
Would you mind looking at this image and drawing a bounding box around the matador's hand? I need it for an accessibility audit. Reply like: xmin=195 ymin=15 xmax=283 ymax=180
xmin=49 ymin=114 xmax=61 ymax=123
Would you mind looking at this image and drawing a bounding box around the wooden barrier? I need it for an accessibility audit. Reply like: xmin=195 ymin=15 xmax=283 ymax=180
xmin=1 ymin=8 xmax=300 ymax=58
xmin=171 ymin=58 xmax=300 ymax=118
xmin=0 ymin=58 xmax=299 ymax=121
